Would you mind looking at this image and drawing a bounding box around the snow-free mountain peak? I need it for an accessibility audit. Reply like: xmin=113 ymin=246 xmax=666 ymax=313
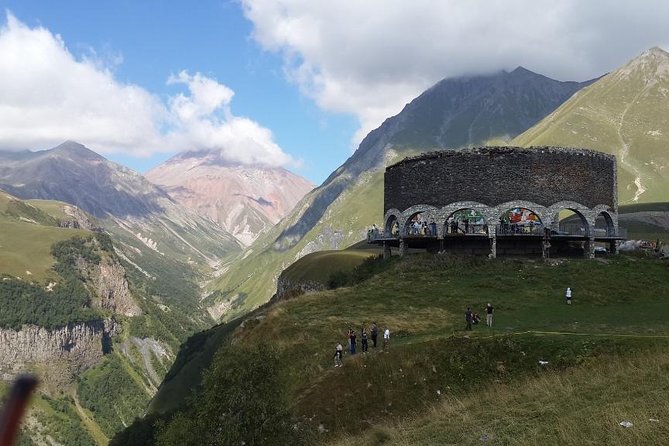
xmin=146 ymin=150 xmax=313 ymax=246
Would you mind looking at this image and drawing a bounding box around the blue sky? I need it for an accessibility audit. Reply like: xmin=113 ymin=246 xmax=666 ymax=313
xmin=1 ymin=1 xmax=668 ymax=185
xmin=0 ymin=0 xmax=358 ymax=183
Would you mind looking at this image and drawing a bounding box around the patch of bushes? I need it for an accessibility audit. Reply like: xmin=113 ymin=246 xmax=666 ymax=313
xmin=155 ymin=344 xmax=313 ymax=446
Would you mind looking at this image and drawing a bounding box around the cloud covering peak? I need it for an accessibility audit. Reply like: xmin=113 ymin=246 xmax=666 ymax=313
xmin=242 ymin=0 xmax=669 ymax=145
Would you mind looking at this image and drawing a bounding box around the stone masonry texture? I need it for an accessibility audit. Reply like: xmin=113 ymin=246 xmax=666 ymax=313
xmin=384 ymin=146 xmax=616 ymax=213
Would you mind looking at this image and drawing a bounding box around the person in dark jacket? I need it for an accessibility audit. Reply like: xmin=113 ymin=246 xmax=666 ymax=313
xmin=361 ymin=327 xmax=369 ymax=353
xmin=465 ymin=307 xmax=473 ymax=330
xmin=370 ymin=322 xmax=378 ymax=348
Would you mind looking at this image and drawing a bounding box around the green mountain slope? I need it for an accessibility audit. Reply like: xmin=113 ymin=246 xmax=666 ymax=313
xmin=0 ymin=190 xmax=229 ymax=444
xmin=207 ymin=69 xmax=592 ymax=320
xmin=123 ymin=254 xmax=669 ymax=445
xmin=513 ymin=47 xmax=669 ymax=204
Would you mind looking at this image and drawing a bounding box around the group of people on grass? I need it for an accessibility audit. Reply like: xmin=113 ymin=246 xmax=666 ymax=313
xmin=335 ymin=288 xmax=573 ymax=366
xmin=464 ymin=303 xmax=494 ymax=330
xmin=334 ymin=322 xmax=390 ymax=367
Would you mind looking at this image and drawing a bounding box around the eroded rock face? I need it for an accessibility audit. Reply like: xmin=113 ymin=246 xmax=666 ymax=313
xmin=75 ymin=254 xmax=142 ymax=317
xmin=93 ymin=260 xmax=142 ymax=317
xmin=0 ymin=319 xmax=118 ymax=380
xmin=61 ymin=204 xmax=98 ymax=230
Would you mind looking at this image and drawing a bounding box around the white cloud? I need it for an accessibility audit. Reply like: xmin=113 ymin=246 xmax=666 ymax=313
xmin=166 ymin=71 xmax=295 ymax=166
xmin=242 ymin=0 xmax=669 ymax=145
xmin=0 ymin=13 xmax=294 ymax=167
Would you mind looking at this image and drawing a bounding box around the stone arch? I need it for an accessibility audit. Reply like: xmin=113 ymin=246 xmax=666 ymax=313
xmin=593 ymin=208 xmax=616 ymax=237
xmin=401 ymin=205 xmax=439 ymax=237
xmin=383 ymin=209 xmax=402 ymax=238
xmin=442 ymin=203 xmax=490 ymax=236
xmin=547 ymin=201 xmax=593 ymax=237
xmin=495 ymin=202 xmax=546 ymax=235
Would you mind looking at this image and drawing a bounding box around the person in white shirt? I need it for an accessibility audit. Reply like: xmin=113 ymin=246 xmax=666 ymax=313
xmin=565 ymin=287 xmax=572 ymax=304
xmin=383 ymin=328 xmax=390 ymax=351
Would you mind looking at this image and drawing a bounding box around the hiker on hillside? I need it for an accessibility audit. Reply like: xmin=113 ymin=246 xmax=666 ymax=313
xmin=361 ymin=327 xmax=369 ymax=353
xmin=486 ymin=303 xmax=494 ymax=327
xmin=370 ymin=322 xmax=378 ymax=348
xmin=465 ymin=307 xmax=473 ymax=330
xmin=334 ymin=342 xmax=343 ymax=367
xmin=565 ymin=287 xmax=572 ymax=305
xmin=349 ymin=329 xmax=357 ymax=354
xmin=383 ymin=328 xmax=390 ymax=351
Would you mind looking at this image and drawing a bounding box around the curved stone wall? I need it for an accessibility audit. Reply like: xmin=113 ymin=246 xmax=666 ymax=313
xmin=381 ymin=147 xmax=620 ymax=258
xmin=384 ymin=147 xmax=617 ymax=212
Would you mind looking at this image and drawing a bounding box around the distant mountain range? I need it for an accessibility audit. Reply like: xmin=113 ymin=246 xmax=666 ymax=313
xmin=513 ymin=47 xmax=669 ymax=204
xmin=0 ymin=141 xmax=241 ymax=269
xmin=206 ymin=66 xmax=596 ymax=319
xmin=146 ymin=151 xmax=313 ymax=246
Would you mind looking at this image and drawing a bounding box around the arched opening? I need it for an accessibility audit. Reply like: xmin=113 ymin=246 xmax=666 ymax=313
xmin=497 ymin=207 xmax=543 ymax=235
xmin=445 ymin=209 xmax=487 ymax=236
xmin=384 ymin=215 xmax=400 ymax=238
xmin=594 ymin=211 xmax=614 ymax=237
xmin=405 ymin=212 xmax=437 ymax=237
xmin=557 ymin=209 xmax=589 ymax=236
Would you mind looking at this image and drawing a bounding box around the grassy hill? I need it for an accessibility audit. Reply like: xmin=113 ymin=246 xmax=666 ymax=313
xmin=134 ymin=252 xmax=669 ymax=445
xmin=0 ymin=190 xmax=89 ymax=281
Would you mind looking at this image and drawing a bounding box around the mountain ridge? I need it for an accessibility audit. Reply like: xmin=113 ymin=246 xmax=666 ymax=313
xmin=146 ymin=150 xmax=313 ymax=246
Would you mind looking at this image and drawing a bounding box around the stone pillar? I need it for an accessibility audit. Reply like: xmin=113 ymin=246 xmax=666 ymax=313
xmin=542 ymin=240 xmax=551 ymax=259
xmin=383 ymin=242 xmax=391 ymax=259
xmin=399 ymin=238 xmax=407 ymax=257
xmin=584 ymin=236 xmax=595 ymax=259
xmin=609 ymin=240 xmax=618 ymax=255
xmin=488 ymin=234 xmax=497 ymax=259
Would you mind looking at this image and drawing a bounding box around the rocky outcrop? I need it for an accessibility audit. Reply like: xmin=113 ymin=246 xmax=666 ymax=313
xmin=274 ymin=276 xmax=325 ymax=302
xmin=0 ymin=319 xmax=118 ymax=380
xmin=92 ymin=259 xmax=142 ymax=317
xmin=76 ymin=254 xmax=142 ymax=317
xmin=60 ymin=204 xmax=98 ymax=230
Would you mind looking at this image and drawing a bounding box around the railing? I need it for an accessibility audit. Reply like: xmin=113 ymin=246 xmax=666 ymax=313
xmin=495 ymin=223 xmax=544 ymax=236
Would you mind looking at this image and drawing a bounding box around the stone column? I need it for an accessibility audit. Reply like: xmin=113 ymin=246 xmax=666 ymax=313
xmin=488 ymin=234 xmax=497 ymax=259
xmin=609 ymin=240 xmax=618 ymax=255
xmin=584 ymin=236 xmax=595 ymax=259
xmin=399 ymin=238 xmax=407 ymax=257
xmin=383 ymin=242 xmax=391 ymax=259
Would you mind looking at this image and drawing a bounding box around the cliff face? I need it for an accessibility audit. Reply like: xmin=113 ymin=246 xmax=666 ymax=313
xmin=76 ymin=254 xmax=142 ymax=317
xmin=0 ymin=319 xmax=118 ymax=381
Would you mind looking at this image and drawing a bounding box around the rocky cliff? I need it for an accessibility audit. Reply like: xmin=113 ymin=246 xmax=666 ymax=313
xmin=0 ymin=319 xmax=117 ymax=381
xmin=76 ymin=254 xmax=142 ymax=317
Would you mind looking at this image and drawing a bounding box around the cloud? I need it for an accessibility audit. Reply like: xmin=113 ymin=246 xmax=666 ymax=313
xmin=242 ymin=0 xmax=669 ymax=145
xmin=166 ymin=71 xmax=295 ymax=166
xmin=0 ymin=13 xmax=294 ymax=167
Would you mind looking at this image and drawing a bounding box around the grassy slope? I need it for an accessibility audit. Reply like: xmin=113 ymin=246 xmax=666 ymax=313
xmin=281 ymin=249 xmax=379 ymax=285
xmin=333 ymin=349 xmax=669 ymax=446
xmin=151 ymin=253 xmax=669 ymax=443
xmin=0 ymin=191 xmax=89 ymax=281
